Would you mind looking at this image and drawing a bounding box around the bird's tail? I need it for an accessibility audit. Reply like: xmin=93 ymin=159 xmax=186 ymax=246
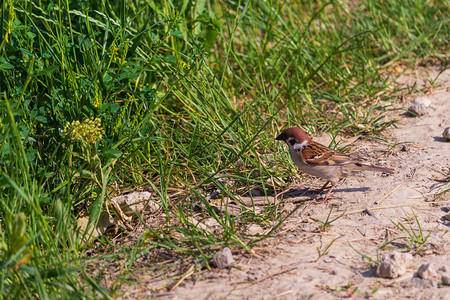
xmin=356 ymin=163 xmax=394 ymax=174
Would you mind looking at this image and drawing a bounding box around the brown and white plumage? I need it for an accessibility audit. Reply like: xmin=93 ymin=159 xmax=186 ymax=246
xmin=276 ymin=127 xmax=394 ymax=203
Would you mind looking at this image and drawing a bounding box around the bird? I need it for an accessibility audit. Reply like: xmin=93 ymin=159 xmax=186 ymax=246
xmin=275 ymin=127 xmax=394 ymax=203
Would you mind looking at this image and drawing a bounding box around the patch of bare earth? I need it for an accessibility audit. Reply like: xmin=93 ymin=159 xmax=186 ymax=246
xmin=107 ymin=66 xmax=450 ymax=299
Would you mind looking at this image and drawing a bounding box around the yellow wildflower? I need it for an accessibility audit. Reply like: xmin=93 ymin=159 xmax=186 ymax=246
xmin=179 ymin=60 xmax=191 ymax=70
xmin=64 ymin=118 xmax=104 ymax=145
xmin=5 ymin=0 xmax=16 ymax=43
xmin=93 ymin=85 xmax=102 ymax=108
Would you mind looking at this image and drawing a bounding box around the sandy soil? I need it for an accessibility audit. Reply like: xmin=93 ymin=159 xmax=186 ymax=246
xmin=115 ymin=67 xmax=450 ymax=299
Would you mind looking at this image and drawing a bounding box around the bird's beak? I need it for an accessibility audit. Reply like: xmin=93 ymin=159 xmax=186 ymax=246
xmin=275 ymin=133 xmax=284 ymax=141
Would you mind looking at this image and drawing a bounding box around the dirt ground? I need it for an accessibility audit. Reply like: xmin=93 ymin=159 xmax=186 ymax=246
xmin=116 ymin=66 xmax=450 ymax=299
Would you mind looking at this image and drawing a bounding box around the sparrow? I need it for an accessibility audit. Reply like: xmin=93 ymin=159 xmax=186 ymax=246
xmin=276 ymin=127 xmax=394 ymax=203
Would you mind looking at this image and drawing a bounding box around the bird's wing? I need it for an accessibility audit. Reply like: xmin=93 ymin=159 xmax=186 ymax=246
xmin=301 ymin=141 xmax=355 ymax=166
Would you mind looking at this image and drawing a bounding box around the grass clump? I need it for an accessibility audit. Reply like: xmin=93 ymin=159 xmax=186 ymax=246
xmin=349 ymin=210 xmax=433 ymax=267
xmin=0 ymin=0 xmax=448 ymax=297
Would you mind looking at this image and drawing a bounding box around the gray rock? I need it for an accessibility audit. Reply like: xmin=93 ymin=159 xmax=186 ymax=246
xmin=417 ymin=263 xmax=438 ymax=280
xmin=376 ymin=252 xmax=412 ymax=278
xmin=213 ymin=247 xmax=234 ymax=269
xmin=409 ymin=277 xmax=438 ymax=288
xmin=442 ymin=273 xmax=450 ymax=286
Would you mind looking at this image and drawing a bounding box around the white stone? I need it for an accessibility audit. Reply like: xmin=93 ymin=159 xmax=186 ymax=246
xmin=111 ymin=192 xmax=158 ymax=216
xmin=376 ymin=252 xmax=412 ymax=278
xmin=244 ymin=224 xmax=264 ymax=235
xmin=408 ymin=104 xmax=426 ymax=116
xmin=213 ymin=247 xmax=234 ymax=269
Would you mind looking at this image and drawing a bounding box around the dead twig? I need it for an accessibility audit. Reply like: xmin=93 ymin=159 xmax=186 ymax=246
xmin=170 ymin=265 xmax=195 ymax=291
xmin=235 ymin=266 xmax=299 ymax=286
xmin=373 ymin=181 xmax=410 ymax=205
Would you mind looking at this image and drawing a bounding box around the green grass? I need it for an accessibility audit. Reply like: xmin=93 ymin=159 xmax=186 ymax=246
xmin=1 ymin=0 xmax=448 ymax=297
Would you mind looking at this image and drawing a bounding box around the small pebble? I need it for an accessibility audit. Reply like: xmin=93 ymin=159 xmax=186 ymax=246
xmin=206 ymin=189 xmax=221 ymax=200
xmin=443 ymin=126 xmax=450 ymax=140
xmin=92 ymin=269 xmax=101 ymax=277
xmin=376 ymin=252 xmax=412 ymax=278
xmin=417 ymin=263 xmax=438 ymax=280
xmin=409 ymin=277 xmax=438 ymax=288
xmin=213 ymin=247 xmax=234 ymax=269
xmin=111 ymin=191 xmax=157 ymax=215
xmin=204 ymin=217 xmax=221 ymax=228
xmin=283 ymin=202 xmax=295 ymax=212
xmin=442 ymin=273 xmax=450 ymax=286
xmin=407 ymin=104 xmax=426 ymax=116
xmin=444 ymin=213 xmax=450 ymax=221
xmin=244 ymin=224 xmax=264 ymax=235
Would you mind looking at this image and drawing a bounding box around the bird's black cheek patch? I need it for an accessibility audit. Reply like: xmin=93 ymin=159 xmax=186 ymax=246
xmin=288 ymin=137 xmax=297 ymax=146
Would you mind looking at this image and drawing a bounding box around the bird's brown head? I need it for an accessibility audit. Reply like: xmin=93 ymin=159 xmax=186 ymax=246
xmin=275 ymin=127 xmax=311 ymax=147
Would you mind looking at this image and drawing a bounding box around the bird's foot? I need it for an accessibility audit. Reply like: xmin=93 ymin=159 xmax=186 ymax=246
xmin=316 ymin=194 xmax=332 ymax=204
xmin=315 ymin=182 xmax=337 ymax=204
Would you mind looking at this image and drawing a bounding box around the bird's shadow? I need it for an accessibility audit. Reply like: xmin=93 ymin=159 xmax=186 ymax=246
xmin=399 ymin=111 xmax=418 ymax=118
xmin=280 ymin=186 xmax=370 ymax=198
xmin=334 ymin=187 xmax=371 ymax=193
xmin=433 ymin=136 xmax=449 ymax=143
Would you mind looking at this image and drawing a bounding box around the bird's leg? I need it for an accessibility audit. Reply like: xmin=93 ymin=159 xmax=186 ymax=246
xmin=317 ymin=181 xmax=331 ymax=193
xmin=317 ymin=181 xmax=338 ymax=204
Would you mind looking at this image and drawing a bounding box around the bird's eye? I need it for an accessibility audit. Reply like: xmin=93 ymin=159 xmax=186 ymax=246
xmin=288 ymin=137 xmax=296 ymax=146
